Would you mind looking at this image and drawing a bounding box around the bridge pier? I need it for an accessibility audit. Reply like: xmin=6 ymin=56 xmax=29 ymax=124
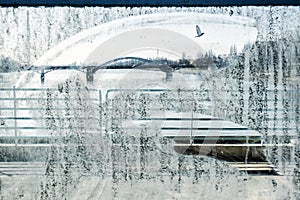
xmin=40 ymin=69 xmax=45 ymax=85
xmin=166 ymin=71 xmax=173 ymax=81
xmin=86 ymin=68 xmax=94 ymax=85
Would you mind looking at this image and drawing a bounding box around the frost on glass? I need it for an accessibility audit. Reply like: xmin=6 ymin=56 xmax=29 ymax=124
xmin=0 ymin=6 xmax=299 ymax=199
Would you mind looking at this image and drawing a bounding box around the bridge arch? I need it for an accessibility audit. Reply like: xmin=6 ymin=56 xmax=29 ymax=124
xmin=90 ymin=57 xmax=154 ymax=73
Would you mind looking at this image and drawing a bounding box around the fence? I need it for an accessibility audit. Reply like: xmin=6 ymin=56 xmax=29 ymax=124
xmin=0 ymin=87 xmax=298 ymax=146
xmin=0 ymin=87 xmax=101 ymax=146
xmin=0 ymin=86 xmax=298 ymax=171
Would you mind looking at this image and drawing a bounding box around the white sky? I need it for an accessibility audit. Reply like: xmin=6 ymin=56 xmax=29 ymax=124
xmin=34 ymin=12 xmax=257 ymax=66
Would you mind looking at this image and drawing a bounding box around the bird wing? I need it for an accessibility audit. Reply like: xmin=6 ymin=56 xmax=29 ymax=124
xmin=196 ymin=25 xmax=201 ymax=35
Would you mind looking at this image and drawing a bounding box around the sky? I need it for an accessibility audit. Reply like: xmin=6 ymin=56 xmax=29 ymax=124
xmin=34 ymin=12 xmax=258 ymax=66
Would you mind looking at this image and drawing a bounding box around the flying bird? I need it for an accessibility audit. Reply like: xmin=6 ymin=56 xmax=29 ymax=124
xmin=195 ymin=25 xmax=204 ymax=38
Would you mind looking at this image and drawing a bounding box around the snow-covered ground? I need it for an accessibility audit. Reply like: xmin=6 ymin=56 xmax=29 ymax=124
xmin=0 ymin=173 xmax=295 ymax=199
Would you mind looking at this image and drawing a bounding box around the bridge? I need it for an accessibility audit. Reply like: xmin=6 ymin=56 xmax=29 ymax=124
xmin=28 ymin=56 xmax=200 ymax=84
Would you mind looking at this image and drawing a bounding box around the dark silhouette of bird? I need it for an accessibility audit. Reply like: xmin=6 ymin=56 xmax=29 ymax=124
xmin=195 ymin=25 xmax=204 ymax=38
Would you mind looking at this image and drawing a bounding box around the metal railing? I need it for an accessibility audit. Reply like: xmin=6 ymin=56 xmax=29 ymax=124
xmin=104 ymin=88 xmax=299 ymax=143
xmin=0 ymin=87 xmax=298 ymax=146
xmin=0 ymin=87 xmax=102 ymax=146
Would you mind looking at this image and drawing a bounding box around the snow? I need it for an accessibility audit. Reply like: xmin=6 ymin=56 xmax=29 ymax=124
xmin=0 ymin=7 xmax=299 ymax=200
